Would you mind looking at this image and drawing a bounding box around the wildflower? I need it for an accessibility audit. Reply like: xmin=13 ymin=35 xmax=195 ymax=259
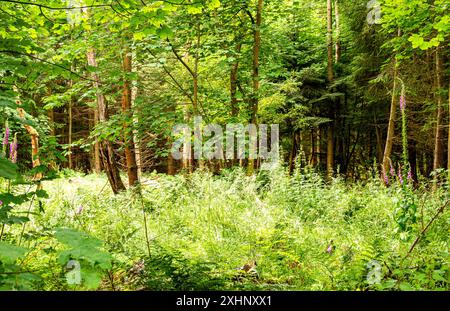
xmin=398 ymin=166 xmax=403 ymax=185
xmin=0 ymin=200 xmax=3 ymax=206
xmin=326 ymin=240 xmax=335 ymax=254
xmin=407 ymin=169 xmax=413 ymax=181
xmin=389 ymin=164 xmax=395 ymax=177
xmin=383 ymin=170 xmax=389 ymax=186
xmin=399 ymin=93 xmax=406 ymax=111
xmin=2 ymin=127 xmax=9 ymax=147
xmin=75 ymin=205 xmax=83 ymax=215
xmin=9 ymin=134 xmax=17 ymax=163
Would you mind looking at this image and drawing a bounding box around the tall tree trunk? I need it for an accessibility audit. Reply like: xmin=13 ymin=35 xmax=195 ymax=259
xmin=326 ymin=0 xmax=334 ymax=82
xmin=121 ymin=46 xmax=139 ymax=186
xmin=248 ymin=0 xmax=263 ymax=174
xmin=68 ymin=99 xmax=73 ymax=169
xmin=316 ymin=128 xmax=321 ymax=166
xmin=334 ymin=0 xmax=341 ymax=63
xmin=82 ymin=7 xmax=124 ymax=193
xmin=327 ymin=126 xmax=334 ymax=177
xmin=326 ymin=0 xmax=334 ymax=178
xmin=93 ymin=108 xmax=101 ymax=173
xmin=447 ymin=81 xmax=450 ymax=180
xmin=433 ymin=48 xmax=443 ymax=172
xmin=374 ymin=116 xmax=384 ymax=164
xmin=131 ymin=51 xmax=142 ymax=178
xmin=382 ymin=60 xmax=398 ymax=176
xmin=86 ymin=49 xmax=126 ymax=194
xmin=289 ymin=130 xmax=297 ymax=174
xmin=16 ymin=98 xmax=42 ymax=184
xmin=230 ymin=42 xmax=242 ymax=118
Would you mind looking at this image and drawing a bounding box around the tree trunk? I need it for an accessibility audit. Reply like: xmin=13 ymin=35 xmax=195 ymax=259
xmin=316 ymin=128 xmax=321 ymax=166
xmin=16 ymin=100 xmax=42 ymax=183
xmin=230 ymin=42 xmax=242 ymax=118
xmin=248 ymin=0 xmax=263 ymax=174
xmin=334 ymin=0 xmax=341 ymax=63
xmin=93 ymin=108 xmax=101 ymax=173
xmin=326 ymin=0 xmax=334 ymax=82
xmin=121 ymin=46 xmax=139 ymax=186
xmin=68 ymin=95 xmax=73 ymax=169
xmin=327 ymin=126 xmax=334 ymax=177
xmin=289 ymin=130 xmax=297 ymax=174
xmin=86 ymin=48 xmax=126 ymax=194
xmin=326 ymin=0 xmax=334 ymax=178
xmin=82 ymin=7 xmax=124 ymax=193
xmin=448 ymin=82 xmax=450 ymax=180
xmin=433 ymin=48 xmax=443 ymax=172
xmin=131 ymin=51 xmax=142 ymax=178
xmin=382 ymin=60 xmax=398 ymax=176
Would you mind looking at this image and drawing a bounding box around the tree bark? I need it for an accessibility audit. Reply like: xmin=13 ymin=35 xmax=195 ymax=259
xmin=326 ymin=0 xmax=334 ymax=178
xmin=68 ymin=93 xmax=73 ymax=169
xmin=433 ymin=48 xmax=443 ymax=172
xmin=230 ymin=41 xmax=242 ymax=118
xmin=86 ymin=48 xmax=126 ymax=194
xmin=16 ymin=99 xmax=42 ymax=183
xmin=82 ymin=7 xmax=124 ymax=193
xmin=93 ymin=108 xmax=101 ymax=173
xmin=326 ymin=0 xmax=334 ymax=82
xmin=334 ymin=0 xmax=341 ymax=63
xmin=131 ymin=50 xmax=142 ymax=178
xmin=121 ymin=46 xmax=139 ymax=186
xmin=248 ymin=0 xmax=263 ymax=174
xmin=448 ymin=82 xmax=450 ymax=180
xmin=327 ymin=126 xmax=334 ymax=177
xmin=289 ymin=130 xmax=297 ymax=174
xmin=382 ymin=60 xmax=398 ymax=176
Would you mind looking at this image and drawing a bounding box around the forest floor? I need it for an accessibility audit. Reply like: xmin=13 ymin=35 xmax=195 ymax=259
xmin=7 ymin=168 xmax=450 ymax=291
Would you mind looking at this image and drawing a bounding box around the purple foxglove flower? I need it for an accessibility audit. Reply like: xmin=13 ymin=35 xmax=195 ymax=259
xmin=389 ymin=164 xmax=395 ymax=177
xmin=0 ymin=200 xmax=3 ymax=206
xmin=400 ymin=94 xmax=406 ymax=111
xmin=407 ymin=169 xmax=413 ymax=181
xmin=398 ymin=167 xmax=403 ymax=185
xmin=10 ymin=143 xmax=17 ymax=163
xmin=326 ymin=245 xmax=333 ymax=254
xmin=2 ymin=127 xmax=9 ymax=147
xmin=383 ymin=171 xmax=389 ymax=186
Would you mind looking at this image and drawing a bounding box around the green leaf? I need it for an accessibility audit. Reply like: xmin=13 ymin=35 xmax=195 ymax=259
xmin=55 ymin=228 xmax=102 ymax=249
xmin=399 ymin=282 xmax=415 ymax=291
xmin=432 ymin=271 xmax=447 ymax=282
xmin=157 ymin=26 xmax=174 ymax=40
xmin=0 ymin=241 xmax=28 ymax=264
xmin=133 ymin=32 xmax=145 ymax=41
xmin=0 ymin=157 xmax=18 ymax=180
xmin=81 ymin=267 xmax=102 ymax=289
xmin=207 ymin=0 xmax=221 ymax=9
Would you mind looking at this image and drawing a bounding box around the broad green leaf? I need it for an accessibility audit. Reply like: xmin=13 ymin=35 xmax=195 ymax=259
xmin=0 ymin=157 xmax=18 ymax=180
xmin=0 ymin=241 xmax=28 ymax=264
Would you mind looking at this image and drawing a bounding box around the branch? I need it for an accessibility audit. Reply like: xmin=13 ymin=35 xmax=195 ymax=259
xmin=404 ymin=200 xmax=449 ymax=259
xmin=167 ymin=39 xmax=196 ymax=78
xmin=0 ymin=50 xmax=99 ymax=84
xmin=145 ymin=48 xmax=194 ymax=105
xmin=0 ymin=0 xmax=112 ymax=10
xmin=244 ymin=9 xmax=255 ymax=25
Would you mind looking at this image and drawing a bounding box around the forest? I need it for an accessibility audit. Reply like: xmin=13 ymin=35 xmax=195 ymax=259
xmin=0 ymin=0 xmax=449 ymax=291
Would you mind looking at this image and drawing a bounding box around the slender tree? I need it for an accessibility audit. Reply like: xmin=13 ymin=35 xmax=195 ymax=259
xmin=121 ymin=44 xmax=139 ymax=186
xmin=326 ymin=0 xmax=334 ymax=178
